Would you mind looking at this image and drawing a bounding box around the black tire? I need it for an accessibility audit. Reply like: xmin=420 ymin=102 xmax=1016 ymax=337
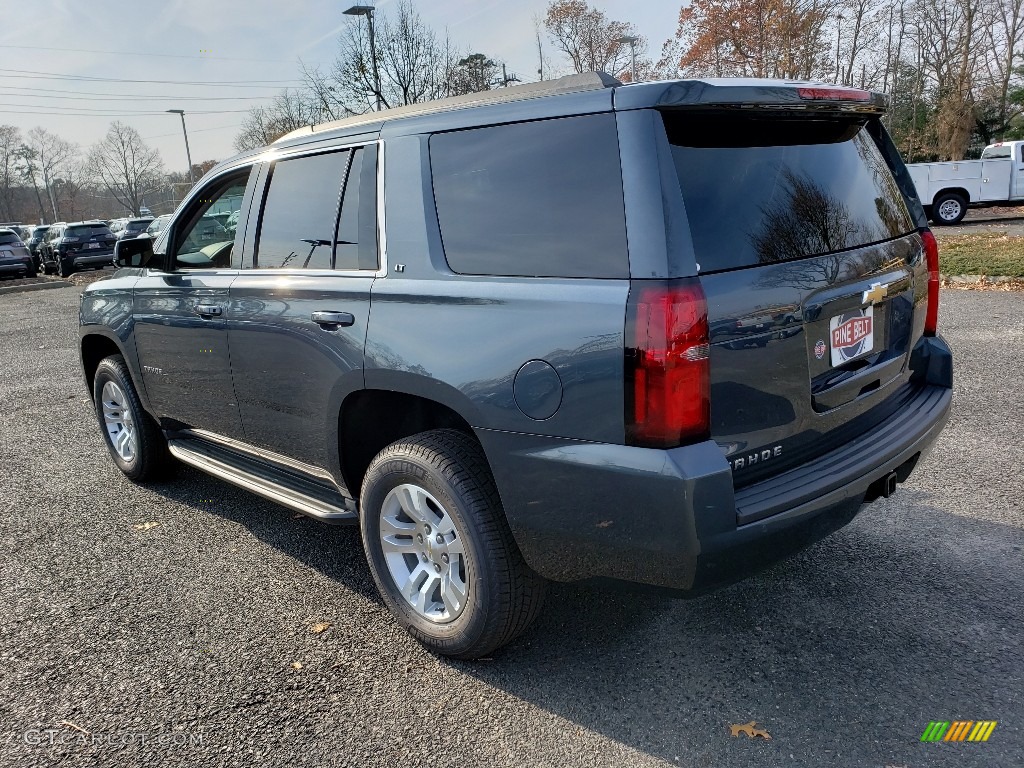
xmin=57 ymin=258 xmax=73 ymax=278
xmin=92 ymin=355 xmax=174 ymax=482
xmin=26 ymin=261 xmax=37 ymax=278
xmin=360 ymin=429 xmax=547 ymax=659
xmin=932 ymin=192 xmax=967 ymax=225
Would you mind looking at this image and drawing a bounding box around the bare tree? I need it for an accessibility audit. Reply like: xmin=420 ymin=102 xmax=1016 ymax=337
xmin=544 ymin=0 xmax=646 ymax=79
xmin=87 ymin=122 xmax=165 ymax=216
xmin=0 ymin=125 xmax=21 ymax=222
xmin=26 ymin=127 xmax=77 ymax=221
xmin=234 ymin=89 xmax=322 ymax=150
xmin=52 ymin=160 xmax=90 ymax=222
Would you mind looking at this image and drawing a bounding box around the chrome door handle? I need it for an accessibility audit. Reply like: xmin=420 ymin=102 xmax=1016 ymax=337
xmin=311 ymin=311 xmax=355 ymax=328
xmin=195 ymin=304 xmax=222 ymax=317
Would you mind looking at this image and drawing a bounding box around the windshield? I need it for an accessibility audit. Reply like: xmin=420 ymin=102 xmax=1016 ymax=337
xmin=663 ymin=114 xmax=915 ymax=272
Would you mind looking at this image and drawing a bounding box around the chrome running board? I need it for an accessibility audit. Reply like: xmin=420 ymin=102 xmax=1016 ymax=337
xmin=167 ymin=438 xmax=357 ymax=524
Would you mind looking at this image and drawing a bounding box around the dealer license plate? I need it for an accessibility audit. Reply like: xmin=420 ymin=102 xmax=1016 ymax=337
xmin=829 ymin=306 xmax=874 ymax=366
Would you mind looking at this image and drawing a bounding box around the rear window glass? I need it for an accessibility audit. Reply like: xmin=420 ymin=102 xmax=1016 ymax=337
xmin=67 ymin=225 xmax=113 ymax=237
xmin=430 ymin=114 xmax=628 ymax=278
xmin=126 ymin=219 xmax=152 ymax=231
xmin=32 ymin=227 xmax=48 ymax=237
xmin=664 ymin=115 xmax=914 ymax=272
xmin=0 ymin=231 xmax=21 ymax=245
xmin=981 ymin=145 xmax=1011 ymax=159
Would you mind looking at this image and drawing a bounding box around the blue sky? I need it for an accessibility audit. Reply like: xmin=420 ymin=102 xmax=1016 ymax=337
xmin=0 ymin=0 xmax=681 ymax=171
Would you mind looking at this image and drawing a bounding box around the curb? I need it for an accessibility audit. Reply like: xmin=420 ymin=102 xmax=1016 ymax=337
xmin=0 ymin=280 xmax=73 ymax=296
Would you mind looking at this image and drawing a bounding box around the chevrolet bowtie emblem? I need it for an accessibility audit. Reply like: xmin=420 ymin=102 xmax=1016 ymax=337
xmin=862 ymin=282 xmax=888 ymax=305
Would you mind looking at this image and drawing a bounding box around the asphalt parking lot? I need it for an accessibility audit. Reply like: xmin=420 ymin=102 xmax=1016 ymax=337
xmin=0 ymin=286 xmax=1021 ymax=768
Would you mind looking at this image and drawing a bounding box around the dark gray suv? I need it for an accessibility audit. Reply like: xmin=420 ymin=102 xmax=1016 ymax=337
xmin=79 ymin=74 xmax=952 ymax=658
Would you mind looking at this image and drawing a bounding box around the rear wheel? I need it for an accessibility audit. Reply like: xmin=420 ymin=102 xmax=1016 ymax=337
xmin=932 ymin=192 xmax=967 ymax=225
xmin=92 ymin=355 xmax=174 ymax=482
xmin=57 ymin=258 xmax=73 ymax=277
xmin=360 ymin=429 xmax=547 ymax=659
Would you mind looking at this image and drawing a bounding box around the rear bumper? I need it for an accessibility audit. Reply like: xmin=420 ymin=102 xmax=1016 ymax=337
xmin=67 ymin=251 xmax=114 ymax=266
xmin=480 ymin=338 xmax=952 ymax=594
xmin=0 ymin=260 xmax=30 ymax=274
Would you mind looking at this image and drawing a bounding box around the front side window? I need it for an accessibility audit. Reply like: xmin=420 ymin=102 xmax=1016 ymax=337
xmin=171 ymin=170 xmax=250 ymax=269
xmin=255 ymin=151 xmax=349 ymax=270
xmin=430 ymin=114 xmax=628 ymax=278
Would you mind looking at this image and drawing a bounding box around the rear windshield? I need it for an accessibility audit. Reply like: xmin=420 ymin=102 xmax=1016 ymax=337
xmin=664 ymin=114 xmax=914 ymax=272
xmin=126 ymin=219 xmax=152 ymax=231
xmin=981 ymin=145 xmax=1011 ymax=159
xmin=67 ymin=224 xmax=113 ymax=237
xmin=0 ymin=231 xmax=21 ymax=245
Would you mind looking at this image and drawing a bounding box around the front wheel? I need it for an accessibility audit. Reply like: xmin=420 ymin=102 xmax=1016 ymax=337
xmin=932 ymin=192 xmax=968 ymax=225
xmin=92 ymin=355 xmax=174 ymax=482
xmin=360 ymin=429 xmax=547 ymax=659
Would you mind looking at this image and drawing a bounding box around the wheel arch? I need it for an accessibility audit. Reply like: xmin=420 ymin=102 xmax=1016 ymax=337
xmin=933 ymin=187 xmax=971 ymax=206
xmin=338 ymin=388 xmax=484 ymax=503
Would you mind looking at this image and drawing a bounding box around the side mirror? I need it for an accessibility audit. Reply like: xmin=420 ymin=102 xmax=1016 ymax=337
xmin=114 ymin=235 xmax=155 ymax=268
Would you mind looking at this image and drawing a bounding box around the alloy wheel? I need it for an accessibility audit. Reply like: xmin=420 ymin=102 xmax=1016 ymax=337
xmin=101 ymin=381 xmax=137 ymax=462
xmin=378 ymin=483 xmax=469 ymax=624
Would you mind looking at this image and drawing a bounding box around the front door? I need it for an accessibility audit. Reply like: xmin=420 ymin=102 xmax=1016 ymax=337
xmin=228 ymin=144 xmax=379 ymax=483
xmin=1014 ymin=144 xmax=1024 ymax=199
xmin=133 ymin=165 xmax=258 ymax=437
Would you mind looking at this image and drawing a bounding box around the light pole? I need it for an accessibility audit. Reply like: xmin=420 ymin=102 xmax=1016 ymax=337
xmin=166 ymin=109 xmax=194 ymax=186
xmin=835 ymin=14 xmax=844 ymax=84
xmin=615 ymin=35 xmax=639 ymax=83
xmin=344 ymin=4 xmax=382 ymax=111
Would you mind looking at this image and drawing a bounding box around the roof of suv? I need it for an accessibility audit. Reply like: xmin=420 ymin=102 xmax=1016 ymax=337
xmin=207 ymin=73 xmax=887 ymax=180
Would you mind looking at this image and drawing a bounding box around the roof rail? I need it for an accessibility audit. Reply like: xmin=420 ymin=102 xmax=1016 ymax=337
xmin=274 ymin=71 xmax=622 ymax=145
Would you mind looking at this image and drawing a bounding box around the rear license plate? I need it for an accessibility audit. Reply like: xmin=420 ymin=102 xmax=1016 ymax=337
xmin=87 ymin=242 xmax=100 ymax=249
xmin=829 ymin=306 xmax=874 ymax=366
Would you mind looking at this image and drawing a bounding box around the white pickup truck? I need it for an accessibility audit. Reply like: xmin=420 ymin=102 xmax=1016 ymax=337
xmin=907 ymin=140 xmax=1024 ymax=225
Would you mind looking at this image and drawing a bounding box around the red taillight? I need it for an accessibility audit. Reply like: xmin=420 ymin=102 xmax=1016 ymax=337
xmin=625 ymin=278 xmax=710 ymax=448
xmin=797 ymin=86 xmax=871 ymax=102
xmin=921 ymin=229 xmax=940 ymax=335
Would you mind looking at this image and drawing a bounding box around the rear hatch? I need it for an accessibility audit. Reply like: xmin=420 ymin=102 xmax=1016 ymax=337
xmin=65 ymin=224 xmax=116 ymax=254
xmin=662 ymin=109 xmax=929 ymax=489
xmin=0 ymin=230 xmax=29 ymax=262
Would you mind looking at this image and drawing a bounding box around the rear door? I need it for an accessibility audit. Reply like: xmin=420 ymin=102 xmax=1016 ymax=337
xmin=227 ymin=144 xmax=378 ymax=482
xmin=662 ymin=111 xmax=927 ymax=486
xmin=133 ymin=166 xmax=259 ymax=438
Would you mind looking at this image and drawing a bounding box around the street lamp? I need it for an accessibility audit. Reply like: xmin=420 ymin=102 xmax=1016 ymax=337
xmin=166 ymin=109 xmax=194 ymax=186
xmin=615 ymin=35 xmax=639 ymax=84
xmin=344 ymin=4 xmax=382 ymax=111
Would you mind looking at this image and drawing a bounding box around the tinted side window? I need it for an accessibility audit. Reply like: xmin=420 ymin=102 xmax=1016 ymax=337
xmin=256 ymin=151 xmax=348 ymax=270
xmin=430 ymin=114 xmax=628 ymax=278
xmin=335 ymin=146 xmax=379 ymax=271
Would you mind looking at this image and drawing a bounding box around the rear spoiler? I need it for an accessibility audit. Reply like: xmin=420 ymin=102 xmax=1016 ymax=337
xmin=616 ymin=79 xmax=888 ymax=115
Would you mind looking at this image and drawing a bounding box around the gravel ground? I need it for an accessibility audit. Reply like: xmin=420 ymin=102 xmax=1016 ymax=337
xmin=0 ymin=287 xmax=1021 ymax=768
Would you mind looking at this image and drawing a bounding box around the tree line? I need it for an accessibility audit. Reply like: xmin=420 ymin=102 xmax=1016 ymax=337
xmin=0 ymin=122 xmax=213 ymax=225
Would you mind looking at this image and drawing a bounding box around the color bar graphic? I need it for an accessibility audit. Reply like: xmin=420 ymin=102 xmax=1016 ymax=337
xmin=921 ymin=720 xmax=997 ymax=742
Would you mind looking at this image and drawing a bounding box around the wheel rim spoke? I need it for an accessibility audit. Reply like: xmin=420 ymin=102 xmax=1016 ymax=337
xmin=379 ymin=482 xmax=469 ymax=625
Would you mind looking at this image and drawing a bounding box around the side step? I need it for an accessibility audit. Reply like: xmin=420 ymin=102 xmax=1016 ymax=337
xmin=167 ymin=438 xmax=358 ymax=524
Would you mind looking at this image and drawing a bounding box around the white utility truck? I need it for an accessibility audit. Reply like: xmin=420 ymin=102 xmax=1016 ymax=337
xmin=907 ymin=140 xmax=1024 ymax=225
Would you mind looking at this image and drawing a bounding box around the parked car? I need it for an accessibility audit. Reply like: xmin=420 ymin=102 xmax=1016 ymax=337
xmin=23 ymin=225 xmax=50 ymax=267
xmin=908 ymin=140 xmax=1024 ymax=225
xmin=107 ymin=219 xmax=127 ymax=239
xmin=118 ymin=217 xmax=154 ymax=240
xmin=146 ymin=214 xmax=172 ymax=238
xmin=39 ymin=220 xmax=116 ymax=277
xmin=81 ymin=74 xmax=952 ymax=659
xmin=0 ymin=227 xmax=35 ymax=278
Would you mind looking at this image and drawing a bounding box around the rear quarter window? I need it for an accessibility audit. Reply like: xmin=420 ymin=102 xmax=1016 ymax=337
xmin=430 ymin=113 xmax=628 ymax=278
xmin=664 ymin=114 xmax=915 ymax=272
